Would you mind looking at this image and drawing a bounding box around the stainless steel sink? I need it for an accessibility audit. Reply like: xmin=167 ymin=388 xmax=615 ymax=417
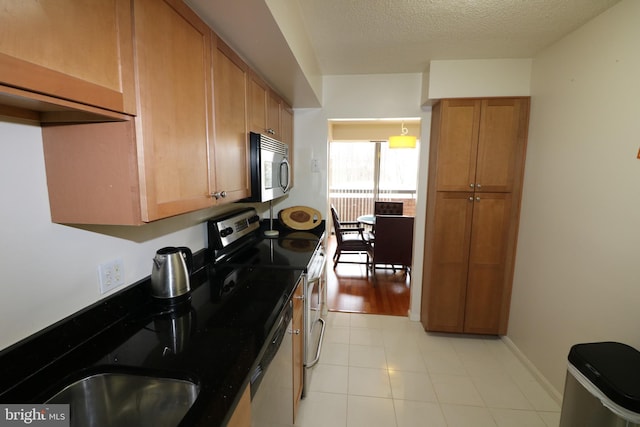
xmin=45 ymin=372 xmax=199 ymax=427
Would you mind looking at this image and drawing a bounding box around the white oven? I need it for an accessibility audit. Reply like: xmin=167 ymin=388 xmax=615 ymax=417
xmin=303 ymin=242 xmax=327 ymax=396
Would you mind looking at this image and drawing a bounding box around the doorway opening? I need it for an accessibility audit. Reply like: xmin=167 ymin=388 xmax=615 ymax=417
xmin=326 ymin=119 xmax=420 ymax=316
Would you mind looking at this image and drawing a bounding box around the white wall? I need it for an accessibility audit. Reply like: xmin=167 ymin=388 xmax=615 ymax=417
xmin=277 ymin=73 xmax=431 ymax=320
xmin=0 ymin=118 xmax=235 ymax=351
xmin=0 ymin=74 xmax=430 ymax=350
xmin=508 ymin=0 xmax=640 ymax=394
xmin=427 ymin=59 xmax=532 ymax=101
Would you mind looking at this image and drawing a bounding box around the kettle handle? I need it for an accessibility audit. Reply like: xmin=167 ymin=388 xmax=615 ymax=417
xmin=177 ymin=247 xmax=193 ymax=273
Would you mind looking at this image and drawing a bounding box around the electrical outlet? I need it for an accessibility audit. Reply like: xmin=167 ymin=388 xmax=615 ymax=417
xmin=98 ymin=258 xmax=125 ymax=294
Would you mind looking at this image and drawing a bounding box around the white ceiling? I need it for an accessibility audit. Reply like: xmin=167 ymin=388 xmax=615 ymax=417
xmin=186 ymin=0 xmax=620 ymax=107
xmin=297 ymin=0 xmax=620 ymax=75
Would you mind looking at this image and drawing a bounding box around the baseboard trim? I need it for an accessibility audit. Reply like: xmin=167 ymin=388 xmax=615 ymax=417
xmin=501 ymin=336 xmax=563 ymax=404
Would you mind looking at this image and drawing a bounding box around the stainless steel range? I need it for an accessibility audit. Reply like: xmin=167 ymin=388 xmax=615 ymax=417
xmin=207 ymin=208 xmax=327 ymax=397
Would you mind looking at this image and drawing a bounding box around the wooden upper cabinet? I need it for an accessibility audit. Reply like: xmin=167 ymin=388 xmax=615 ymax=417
xmin=133 ymin=0 xmax=213 ymax=221
xmin=434 ymin=98 xmax=529 ymax=193
xmin=211 ymin=35 xmax=250 ymax=203
xmin=267 ymin=90 xmax=281 ymax=137
xmin=0 ymin=0 xmax=136 ymax=119
xmin=42 ymin=0 xmax=214 ymax=225
xmin=36 ymin=0 xmax=295 ymax=224
xmin=247 ymin=72 xmax=292 ymax=142
xmin=280 ymin=104 xmax=293 ymax=146
xmin=248 ymin=72 xmax=269 ymax=135
xmin=247 ymin=71 xmax=294 ymax=190
xmin=475 ymin=99 xmax=529 ymax=193
xmin=434 ymin=99 xmax=481 ymax=192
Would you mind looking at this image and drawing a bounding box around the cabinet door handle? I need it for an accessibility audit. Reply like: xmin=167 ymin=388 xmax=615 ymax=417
xmin=289 ymin=329 xmax=301 ymax=335
xmin=469 ymin=197 xmax=474 ymax=201
xmin=211 ymin=191 xmax=227 ymax=200
xmin=267 ymin=128 xmax=275 ymax=135
xmin=469 ymin=183 xmax=475 ymax=188
xmin=476 ymin=196 xmax=481 ymax=201
xmin=476 ymin=184 xmax=482 ymax=189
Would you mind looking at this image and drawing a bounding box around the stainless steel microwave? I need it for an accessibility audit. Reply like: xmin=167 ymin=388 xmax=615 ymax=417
xmin=245 ymin=132 xmax=291 ymax=202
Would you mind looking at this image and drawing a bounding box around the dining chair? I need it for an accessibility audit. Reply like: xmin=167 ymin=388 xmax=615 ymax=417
xmin=374 ymin=201 xmax=403 ymax=216
xmin=330 ymin=205 xmax=373 ymax=269
xmin=372 ymin=215 xmax=414 ymax=276
xmin=372 ymin=201 xmax=403 ymax=234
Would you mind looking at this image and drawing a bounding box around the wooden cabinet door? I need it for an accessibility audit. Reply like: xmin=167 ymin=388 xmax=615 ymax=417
xmin=434 ymin=98 xmax=529 ymax=193
xmin=464 ymin=193 xmax=514 ymax=334
xmin=267 ymin=91 xmax=281 ymax=138
xmin=280 ymin=105 xmax=293 ymax=146
xmin=434 ymin=99 xmax=481 ymax=192
xmin=292 ymin=278 xmax=304 ymax=421
xmin=248 ymin=72 xmax=268 ymax=134
xmin=42 ymin=0 xmax=213 ymax=225
xmin=134 ymin=0 xmax=214 ymax=221
xmin=0 ymin=0 xmax=136 ymax=116
xmin=226 ymin=385 xmax=251 ymax=427
xmin=422 ymin=97 xmax=529 ymax=335
xmin=43 ymin=120 xmax=143 ymax=225
xmin=475 ymin=98 xmax=529 ymax=193
xmin=424 ymin=192 xmax=474 ymax=333
xmin=211 ymin=36 xmax=250 ymax=203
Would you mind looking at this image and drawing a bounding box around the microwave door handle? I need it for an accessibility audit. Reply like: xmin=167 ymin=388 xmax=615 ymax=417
xmin=280 ymin=158 xmax=291 ymax=192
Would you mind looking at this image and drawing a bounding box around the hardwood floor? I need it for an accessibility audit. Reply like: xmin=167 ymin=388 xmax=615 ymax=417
xmin=326 ymin=236 xmax=411 ymax=316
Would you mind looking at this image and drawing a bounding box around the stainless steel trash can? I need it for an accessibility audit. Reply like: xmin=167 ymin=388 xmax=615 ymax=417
xmin=560 ymin=342 xmax=640 ymax=427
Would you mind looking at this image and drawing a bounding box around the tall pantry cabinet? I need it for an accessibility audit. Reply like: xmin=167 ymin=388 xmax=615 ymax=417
xmin=420 ymin=98 xmax=530 ymax=335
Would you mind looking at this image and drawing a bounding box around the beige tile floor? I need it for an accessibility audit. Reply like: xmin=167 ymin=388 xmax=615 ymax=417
xmin=295 ymin=312 xmax=561 ymax=427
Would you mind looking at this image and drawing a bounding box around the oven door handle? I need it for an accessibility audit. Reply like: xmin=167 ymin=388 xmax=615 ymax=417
xmin=305 ymin=317 xmax=326 ymax=368
xmin=307 ymin=251 xmax=326 ymax=283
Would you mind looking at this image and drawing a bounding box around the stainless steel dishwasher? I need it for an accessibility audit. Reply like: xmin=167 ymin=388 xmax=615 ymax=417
xmin=250 ymin=301 xmax=293 ymax=427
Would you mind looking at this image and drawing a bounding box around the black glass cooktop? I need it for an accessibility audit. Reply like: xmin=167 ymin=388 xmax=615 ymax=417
xmin=219 ymin=235 xmax=319 ymax=270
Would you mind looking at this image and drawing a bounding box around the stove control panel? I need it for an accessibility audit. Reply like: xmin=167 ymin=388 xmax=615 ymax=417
xmin=207 ymin=208 xmax=261 ymax=250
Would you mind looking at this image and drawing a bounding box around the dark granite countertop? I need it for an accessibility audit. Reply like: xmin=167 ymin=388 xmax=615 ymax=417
xmin=0 ymin=223 xmax=324 ymax=426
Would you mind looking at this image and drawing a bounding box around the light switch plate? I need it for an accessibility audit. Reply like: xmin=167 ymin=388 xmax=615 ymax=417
xmin=311 ymin=158 xmax=320 ymax=173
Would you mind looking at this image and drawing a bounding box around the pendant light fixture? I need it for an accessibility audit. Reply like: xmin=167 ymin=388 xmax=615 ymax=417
xmin=388 ymin=122 xmax=417 ymax=148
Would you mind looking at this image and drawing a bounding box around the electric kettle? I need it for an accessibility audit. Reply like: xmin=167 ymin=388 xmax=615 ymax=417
xmin=151 ymin=247 xmax=193 ymax=300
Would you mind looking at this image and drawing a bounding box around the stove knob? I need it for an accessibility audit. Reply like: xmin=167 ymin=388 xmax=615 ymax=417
xmin=220 ymin=227 xmax=234 ymax=237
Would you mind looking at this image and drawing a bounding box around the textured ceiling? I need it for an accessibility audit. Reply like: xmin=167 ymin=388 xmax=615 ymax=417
xmin=297 ymin=0 xmax=621 ymax=75
xmin=186 ymin=0 xmax=621 ymax=106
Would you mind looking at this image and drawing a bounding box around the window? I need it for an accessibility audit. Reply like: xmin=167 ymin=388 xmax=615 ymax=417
xmin=329 ymin=140 xmax=419 ymax=222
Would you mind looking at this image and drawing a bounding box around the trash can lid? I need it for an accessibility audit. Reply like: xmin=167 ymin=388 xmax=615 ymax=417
xmin=568 ymin=342 xmax=640 ymax=413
